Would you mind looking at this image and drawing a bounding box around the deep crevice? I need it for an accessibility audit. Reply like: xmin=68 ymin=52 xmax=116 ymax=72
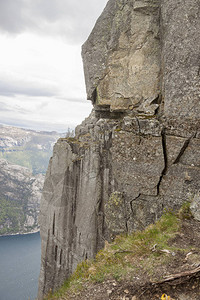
xmin=151 ymin=94 xmax=161 ymax=105
xmin=55 ymin=245 xmax=58 ymax=262
xmin=130 ymin=193 xmax=141 ymax=215
xmin=59 ymin=249 xmax=63 ymax=265
xmin=91 ymin=88 xmax=97 ymax=104
xmin=173 ymin=137 xmax=192 ymax=164
xmin=52 ymin=212 xmax=55 ymax=236
xmin=157 ymin=129 xmax=168 ymax=195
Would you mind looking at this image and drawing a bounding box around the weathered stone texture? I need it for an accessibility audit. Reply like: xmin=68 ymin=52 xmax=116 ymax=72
xmin=38 ymin=0 xmax=200 ymax=298
xmin=82 ymin=0 xmax=161 ymax=111
xmin=38 ymin=116 xmax=112 ymax=298
xmin=38 ymin=117 xmax=200 ymax=298
xmin=161 ymin=0 xmax=200 ymax=130
xmin=190 ymin=193 xmax=200 ymax=221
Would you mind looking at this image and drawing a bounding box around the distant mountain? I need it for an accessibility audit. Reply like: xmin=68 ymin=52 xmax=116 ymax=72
xmin=0 ymin=125 xmax=63 ymax=174
xmin=0 ymin=124 xmax=66 ymax=235
xmin=0 ymin=159 xmax=44 ymax=235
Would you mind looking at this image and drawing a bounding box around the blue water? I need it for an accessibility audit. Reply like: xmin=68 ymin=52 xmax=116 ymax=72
xmin=0 ymin=232 xmax=41 ymax=300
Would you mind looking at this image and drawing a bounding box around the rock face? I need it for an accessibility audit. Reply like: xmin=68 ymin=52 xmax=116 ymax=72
xmin=38 ymin=0 xmax=200 ymax=298
xmin=0 ymin=125 xmax=62 ymax=235
xmin=0 ymin=159 xmax=44 ymax=235
xmin=82 ymin=0 xmax=161 ymax=112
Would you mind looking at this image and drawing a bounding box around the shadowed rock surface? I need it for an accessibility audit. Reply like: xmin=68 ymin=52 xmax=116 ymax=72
xmin=38 ymin=0 xmax=200 ymax=298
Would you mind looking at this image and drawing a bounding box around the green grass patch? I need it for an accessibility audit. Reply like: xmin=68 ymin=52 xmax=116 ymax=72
xmin=44 ymin=211 xmax=182 ymax=299
xmin=112 ymin=211 xmax=179 ymax=254
xmin=178 ymin=201 xmax=193 ymax=220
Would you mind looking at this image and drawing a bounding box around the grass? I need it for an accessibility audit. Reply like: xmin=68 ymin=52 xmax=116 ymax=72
xmin=44 ymin=210 xmax=183 ymax=300
xmin=178 ymin=201 xmax=193 ymax=220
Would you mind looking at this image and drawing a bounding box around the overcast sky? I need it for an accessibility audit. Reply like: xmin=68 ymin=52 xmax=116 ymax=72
xmin=0 ymin=0 xmax=108 ymax=132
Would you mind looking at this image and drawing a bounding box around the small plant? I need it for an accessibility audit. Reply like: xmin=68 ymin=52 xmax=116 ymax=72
xmin=65 ymin=128 xmax=75 ymax=138
xmin=178 ymin=201 xmax=193 ymax=220
xmin=66 ymin=137 xmax=77 ymax=142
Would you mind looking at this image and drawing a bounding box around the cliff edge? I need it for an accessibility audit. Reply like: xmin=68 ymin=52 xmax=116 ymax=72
xmin=38 ymin=0 xmax=200 ymax=298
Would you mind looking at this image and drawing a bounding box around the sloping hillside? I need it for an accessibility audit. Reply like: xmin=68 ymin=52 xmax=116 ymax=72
xmin=45 ymin=208 xmax=200 ymax=300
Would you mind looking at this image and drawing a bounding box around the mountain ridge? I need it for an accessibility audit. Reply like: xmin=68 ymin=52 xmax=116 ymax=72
xmin=0 ymin=124 xmax=65 ymax=235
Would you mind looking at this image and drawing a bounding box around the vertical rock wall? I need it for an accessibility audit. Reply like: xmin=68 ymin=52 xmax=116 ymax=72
xmin=38 ymin=0 xmax=200 ymax=298
xmin=161 ymin=0 xmax=200 ymax=129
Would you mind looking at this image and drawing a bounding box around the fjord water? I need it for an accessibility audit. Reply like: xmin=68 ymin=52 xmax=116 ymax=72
xmin=0 ymin=232 xmax=41 ymax=300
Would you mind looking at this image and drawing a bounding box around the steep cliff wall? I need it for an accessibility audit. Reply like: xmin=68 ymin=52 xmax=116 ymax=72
xmin=38 ymin=0 xmax=200 ymax=298
xmin=0 ymin=159 xmax=44 ymax=235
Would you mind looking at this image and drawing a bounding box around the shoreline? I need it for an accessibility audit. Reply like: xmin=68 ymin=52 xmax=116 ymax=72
xmin=0 ymin=228 xmax=40 ymax=237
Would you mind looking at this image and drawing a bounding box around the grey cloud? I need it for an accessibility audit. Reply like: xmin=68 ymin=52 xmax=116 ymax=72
xmin=0 ymin=102 xmax=14 ymax=112
xmin=0 ymin=101 xmax=30 ymax=114
xmin=0 ymin=0 xmax=108 ymax=43
xmin=0 ymin=0 xmax=34 ymax=33
xmin=0 ymin=78 xmax=57 ymax=97
xmin=0 ymin=117 xmax=74 ymax=133
xmin=0 ymin=100 xmax=67 ymax=131
xmin=58 ymin=96 xmax=88 ymax=104
xmin=37 ymin=101 xmax=49 ymax=110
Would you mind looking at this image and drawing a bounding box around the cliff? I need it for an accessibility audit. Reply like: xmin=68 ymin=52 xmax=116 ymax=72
xmin=0 ymin=159 xmax=44 ymax=235
xmin=0 ymin=125 xmax=63 ymax=235
xmin=38 ymin=0 xmax=200 ymax=298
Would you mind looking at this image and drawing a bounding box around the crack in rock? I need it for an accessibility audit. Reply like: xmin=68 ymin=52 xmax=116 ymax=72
xmin=157 ymin=129 xmax=167 ymax=195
